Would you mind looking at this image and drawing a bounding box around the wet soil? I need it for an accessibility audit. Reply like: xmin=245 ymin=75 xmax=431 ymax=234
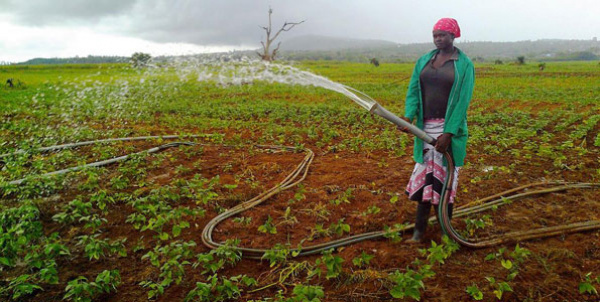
xmin=10 ymin=128 xmax=600 ymax=302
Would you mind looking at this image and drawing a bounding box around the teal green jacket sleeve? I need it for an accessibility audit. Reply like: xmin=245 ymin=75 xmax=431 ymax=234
xmin=444 ymin=62 xmax=475 ymax=135
xmin=404 ymin=61 xmax=421 ymax=121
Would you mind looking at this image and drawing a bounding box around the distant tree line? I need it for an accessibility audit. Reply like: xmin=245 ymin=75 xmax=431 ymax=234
xmin=9 ymin=39 xmax=600 ymax=65
xmin=17 ymin=55 xmax=128 ymax=65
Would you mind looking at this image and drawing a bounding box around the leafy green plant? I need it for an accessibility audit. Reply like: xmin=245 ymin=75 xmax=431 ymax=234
xmin=184 ymin=274 xmax=257 ymax=302
xmin=352 ymin=251 xmax=374 ymax=268
xmin=328 ymin=219 xmax=350 ymax=236
xmin=0 ymin=274 xmax=43 ymax=301
xmin=288 ymin=184 xmax=306 ymax=204
xmin=330 ymin=188 xmax=353 ymax=205
xmin=466 ymin=284 xmax=484 ymax=300
xmin=420 ymin=236 xmax=459 ymax=266
xmin=63 ymin=270 xmax=121 ymax=302
xmin=360 ymin=205 xmax=381 ymax=216
xmin=313 ymin=249 xmax=344 ymax=280
xmin=578 ymin=272 xmax=599 ymax=295
xmin=307 ymin=223 xmax=330 ymax=241
xmin=76 ymin=234 xmax=127 ymax=260
xmin=262 ymin=243 xmax=292 ymax=268
xmin=258 ymin=215 xmax=277 ymax=234
xmin=52 ymin=198 xmax=92 ymax=225
xmin=232 ymin=216 xmax=252 ymax=226
xmin=140 ymin=240 xmax=197 ymax=298
xmin=288 ymin=284 xmax=325 ymax=302
xmin=383 ymin=223 xmax=408 ymax=243
xmin=464 ymin=214 xmax=493 ymax=236
xmin=485 ymin=277 xmax=513 ymax=300
xmin=388 ymin=267 xmax=433 ymax=301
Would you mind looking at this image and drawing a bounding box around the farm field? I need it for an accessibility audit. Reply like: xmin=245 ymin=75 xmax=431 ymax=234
xmin=1 ymin=59 xmax=599 ymax=301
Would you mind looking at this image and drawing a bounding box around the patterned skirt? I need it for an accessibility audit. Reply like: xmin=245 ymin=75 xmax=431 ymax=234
xmin=405 ymin=118 xmax=460 ymax=205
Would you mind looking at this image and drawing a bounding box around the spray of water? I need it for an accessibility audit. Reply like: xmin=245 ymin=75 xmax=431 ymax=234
xmin=167 ymin=56 xmax=379 ymax=111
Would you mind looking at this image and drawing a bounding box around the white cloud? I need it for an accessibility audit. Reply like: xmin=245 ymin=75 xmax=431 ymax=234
xmin=0 ymin=18 xmax=253 ymax=62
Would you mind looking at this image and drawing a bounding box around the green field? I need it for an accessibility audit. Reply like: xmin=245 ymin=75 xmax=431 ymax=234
xmin=1 ymin=60 xmax=599 ymax=301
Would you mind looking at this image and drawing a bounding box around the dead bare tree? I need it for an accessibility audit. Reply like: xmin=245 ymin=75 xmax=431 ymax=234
xmin=257 ymin=8 xmax=304 ymax=62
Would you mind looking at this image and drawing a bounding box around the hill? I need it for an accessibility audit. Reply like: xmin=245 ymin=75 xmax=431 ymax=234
xmin=278 ymin=35 xmax=600 ymax=62
xmin=11 ymin=36 xmax=600 ymax=65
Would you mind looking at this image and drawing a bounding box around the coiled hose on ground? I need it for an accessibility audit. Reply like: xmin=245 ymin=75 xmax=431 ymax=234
xmin=2 ymin=135 xmax=599 ymax=259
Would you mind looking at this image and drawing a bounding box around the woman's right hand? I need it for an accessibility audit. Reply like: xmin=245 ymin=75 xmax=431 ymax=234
xmin=397 ymin=117 xmax=412 ymax=133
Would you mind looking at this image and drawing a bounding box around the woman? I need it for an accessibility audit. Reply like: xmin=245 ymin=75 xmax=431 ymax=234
xmin=400 ymin=18 xmax=475 ymax=242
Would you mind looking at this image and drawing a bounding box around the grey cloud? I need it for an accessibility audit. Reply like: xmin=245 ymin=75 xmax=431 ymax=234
xmin=1 ymin=0 xmax=136 ymax=25
xmin=4 ymin=0 xmax=595 ymax=49
xmin=1 ymin=0 xmax=339 ymax=46
xmin=123 ymin=0 xmax=317 ymax=46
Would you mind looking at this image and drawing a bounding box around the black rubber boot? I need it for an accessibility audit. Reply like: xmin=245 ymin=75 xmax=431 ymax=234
xmin=408 ymin=202 xmax=431 ymax=243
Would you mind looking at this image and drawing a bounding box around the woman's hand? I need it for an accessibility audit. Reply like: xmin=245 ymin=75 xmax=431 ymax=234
xmin=435 ymin=133 xmax=453 ymax=153
xmin=397 ymin=117 xmax=412 ymax=133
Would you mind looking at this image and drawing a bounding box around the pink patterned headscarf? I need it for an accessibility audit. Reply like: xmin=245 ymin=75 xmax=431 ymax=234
xmin=433 ymin=18 xmax=461 ymax=38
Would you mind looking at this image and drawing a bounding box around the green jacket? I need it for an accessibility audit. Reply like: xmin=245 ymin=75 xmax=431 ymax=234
xmin=404 ymin=48 xmax=475 ymax=167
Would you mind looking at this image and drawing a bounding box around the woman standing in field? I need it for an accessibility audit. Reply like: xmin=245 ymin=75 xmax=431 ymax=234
xmin=399 ymin=18 xmax=475 ymax=242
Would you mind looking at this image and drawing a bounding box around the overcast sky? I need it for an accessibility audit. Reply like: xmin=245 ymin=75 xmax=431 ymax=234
xmin=1 ymin=0 xmax=598 ymax=62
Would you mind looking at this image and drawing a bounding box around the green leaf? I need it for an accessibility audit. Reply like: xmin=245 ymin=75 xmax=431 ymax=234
xmin=466 ymin=285 xmax=484 ymax=300
xmin=390 ymin=287 xmax=406 ymax=298
xmin=494 ymin=289 xmax=503 ymax=300
xmin=159 ymin=232 xmax=170 ymax=241
xmin=501 ymin=259 xmax=513 ymax=270
xmin=172 ymin=225 xmax=182 ymax=237
xmin=0 ymin=257 xmax=12 ymax=266
xmin=579 ymin=282 xmax=598 ymax=295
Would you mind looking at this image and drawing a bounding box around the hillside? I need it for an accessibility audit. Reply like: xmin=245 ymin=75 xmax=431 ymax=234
xmin=11 ymin=36 xmax=600 ymax=65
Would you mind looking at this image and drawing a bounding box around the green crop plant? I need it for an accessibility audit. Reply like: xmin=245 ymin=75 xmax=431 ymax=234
xmin=383 ymin=223 xmax=409 ymax=243
xmin=306 ymin=223 xmax=330 ymax=241
xmin=352 ymin=251 xmax=375 ymax=268
xmin=262 ymin=243 xmax=293 ymax=268
xmin=0 ymin=274 xmax=43 ymax=301
xmin=258 ymin=215 xmax=278 ymax=234
xmin=328 ymin=219 xmax=350 ymax=236
xmin=89 ymin=189 xmax=115 ymax=213
xmin=184 ymin=274 xmax=257 ymax=302
xmin=288 ymin=284 xmax=325 ymax=302
xmin=79 ymin=214 xmax=108 ymax=233
xmin=300 ymin=202 xmax=330 ymax=221
xmin=52 ymin=198 xmax=93 ymax=225
xmin=313 ymin=249 xmax=344 ymax=280
xmin=232 ymin=216 xmax=252 ymax=226
xmin=76 ymin=234 xmax=127 ymax=260
xmin=330 ymin=188 xmax=354 ymax=205
xmin=140 ymin=240 xmax=197 ymax=298
xmin=578 ymin=272 xmax=599 ymax=295
xmin=464 ymin=215 xmax=493 ymax=236
xmin=386 ymin=236 xmax=458 ymax=300
xmin=288 ymin=184 xmax=306 ymax=204
xmin=466 ymin=284 xmax=484 ymax=300
xmin=388 ymin=267 xmax=434 ymax=301
xmin=360 ymin=205 xmax=381 ymax=216
xmin=485 ymin=277 xmax=513 ymax=300
xmin=63 ymin=270 xmax=121 ymax=302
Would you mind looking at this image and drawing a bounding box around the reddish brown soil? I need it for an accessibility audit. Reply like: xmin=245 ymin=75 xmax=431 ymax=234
xmin=11 ymin=125 xmax=600 ymax=302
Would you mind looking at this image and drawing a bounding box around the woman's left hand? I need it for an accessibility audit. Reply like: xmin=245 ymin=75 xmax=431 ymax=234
xmin=435 ymin=133 xmax=453 ymax=153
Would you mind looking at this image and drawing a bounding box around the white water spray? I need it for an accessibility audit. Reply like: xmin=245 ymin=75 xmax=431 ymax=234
xmin=162 ymin=56 xmax=433 ymax=144
xmin=168 ymin=56 xmax=379 ymax=111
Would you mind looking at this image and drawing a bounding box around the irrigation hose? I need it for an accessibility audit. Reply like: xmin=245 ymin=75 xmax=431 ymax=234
xmin=1 ymin=136 xmax=599 ymax=260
